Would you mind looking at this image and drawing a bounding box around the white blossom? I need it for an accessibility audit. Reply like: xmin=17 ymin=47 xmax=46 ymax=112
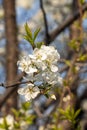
xmin=63 ymin=95 xmax=71 ymax=102
xmin=17 ymin=55 xmax=37 ymax=74
xmin=41 ymin=70 xmax=62 ymax=86
xmin=18 ymin=83 xmax=40 ymax=101
xmin=33 ymin=45 xmax=60 ymax=72
xmin=17 ymin=45 xmax=60 ymax=73
xmin=17 ymin=45 xmax=62 ymax=99
xmin=34 ymin=45 xmax=60 ymax=61
xmin=50 ymin=94 xmax=56 ymax=100
xmin=20 ymin=121 xmax=29 ymax=130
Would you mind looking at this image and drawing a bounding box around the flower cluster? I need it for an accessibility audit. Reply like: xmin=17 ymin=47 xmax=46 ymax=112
xmin=17 ymin=45 xmax=62 ymax=101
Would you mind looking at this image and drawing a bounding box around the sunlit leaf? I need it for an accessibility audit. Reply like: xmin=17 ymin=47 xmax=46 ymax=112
xmin=35 ymin=42 xmax=44 ymax=48
xmin=74 ymin=109 xmax=81 ymax=119
xmin=33 ymin=28 xmax=41 ymax=41
xmin=24 ymin=35 xmax=34 ymax=45
xmin=22 ymin=102 xmax=31 ymax=111
xmin=80 ymin=0 xmax=85 ymax=4
xmin=25 ymin=23 xmax=32 ymax=39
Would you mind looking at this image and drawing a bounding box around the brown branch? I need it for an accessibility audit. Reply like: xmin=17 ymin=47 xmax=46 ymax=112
xmin=3 ymin=0 xmax=19 ymax=113
xmin=48 ymin=3 xmax=87 ymax=43
xmin=0 ymin=80 xmax=31 ymax=88
xmin=40 ymin=0 xmax=50 ymax=45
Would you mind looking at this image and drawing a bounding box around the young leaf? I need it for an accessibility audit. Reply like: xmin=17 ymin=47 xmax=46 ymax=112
xmin=24 ymin=35 xmax=34 ymax=45
xmin=0 ymin=124 xmax=5 ymax=129
xmin=11 ymin=108 xmax=20 ymax=117
xmin=77 ymin=54 xmax=87 ymax=62
xmin=33 ymin=28 xmax=41 ymax=41
xmin=35 ymin=42 xmax=44 ymax=48
xmin=3 ymin=118 xmax=9 ymax=129
xmin=74 ymin=109 xmax=81 ymax=119
xmin=65 ymin=60 xmax=71 ymax=66
xmin=14 ymin=122 xmax=20 ymax=129
xmin=80 ymin=0 xmax=85 ymax=4
xmin=70 ymin=108 xmax=75 ymax=117
xmin=22 ymin=102 xmax=31 ymax=111
xmin=24 ymin=23 xmax=32 ymax=39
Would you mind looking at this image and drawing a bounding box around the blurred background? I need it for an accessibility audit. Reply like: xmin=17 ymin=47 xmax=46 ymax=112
xmin=0 ymin=0 xmax=87 ymax=130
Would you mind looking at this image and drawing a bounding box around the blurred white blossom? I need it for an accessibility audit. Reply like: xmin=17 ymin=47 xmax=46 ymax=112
xmin=20 ymin=121 xmax=29 ymax=130
xmin=0 ymin=115 xmax=14 ymax=130
xmin=63 ymin=95 xmax=71 ymax=102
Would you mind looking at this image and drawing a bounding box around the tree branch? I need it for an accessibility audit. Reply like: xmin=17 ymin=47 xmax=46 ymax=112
xmin=48 ymin=3 xmax=87 ymax=43
xmin=0 ymin=80 xmax=31 ymax=88
xmin=40 ymin=0 xmax=50 ymax=45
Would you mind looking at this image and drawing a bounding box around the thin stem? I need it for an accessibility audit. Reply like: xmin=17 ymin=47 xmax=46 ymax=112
xmin=40 ymin=0 xmax=50 ymax=45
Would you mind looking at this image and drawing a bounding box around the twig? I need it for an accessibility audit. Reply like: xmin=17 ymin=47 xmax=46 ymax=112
xmin=40 ymin=0 xmax=50 ymax=45
xmin=0 ymin=80 xmax=31 ymax=88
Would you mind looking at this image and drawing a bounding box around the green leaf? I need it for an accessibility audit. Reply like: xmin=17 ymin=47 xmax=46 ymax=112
xmin=58 ymin=109 xmax=65 ymax=115
xmin=33 ymin=28 xmax=41 ymax=41
xmin=22 ymin=102 xmax=31 ymax=111
xmin=11 ymin=108 xmax=20 ymax=117
xmin=68 ymin=40 xmax=79 ymax=51
xmin=59 ymin=107 xmax=73 ymax=122
xmin=65 ymin=60 xmax=71 ymax=66
xmin=25 ymin=115 xmax=35 ymax=124
xmin=3 ymin=118 xmax=10 ymax=130
xmin=80 ymin=0 xmax=85 ymax=4
xmin=70 ymin=108 xmax=75 ymax=117
xmin=24 ymin=35 xmax=34 ymax=45
xmin=0 ymin=124 xmax=5 ymax=129
xmin=77 ymin=54 xmax=87 ymax=62
xmin=74 ymin=109 xmax=81 ymax=119
xmin=58 ymin=107 xmax=81 ymax=129
xmin=35 ymin=42 xmax=44 ymax=48
xmin=24 ymin=23 xmax=32 ymax=39
xmin=44 ymin=93 xmax=50 ymax=98
xmin=14 ymin=122 xmax=20 ymax=129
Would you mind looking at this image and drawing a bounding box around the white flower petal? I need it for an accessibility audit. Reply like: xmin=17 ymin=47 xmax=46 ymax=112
xmin=50 ymin=94 xmax=56 ymax=100
xmin=50 ymin=65 xmax=58 ymax=72
xmin=18 ymin=88 xmax=26 ymax=95
xmin=25 ymin=94 xmax=31 ymax=101
xmin=33 ymin=86 xmax=40 ymax=92
xmin=18 ymin=83 xmax=40 ymax=101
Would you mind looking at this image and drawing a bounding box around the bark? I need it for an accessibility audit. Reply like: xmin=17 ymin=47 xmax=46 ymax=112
xmin=3 ymin=0 xmax=18 ymax=114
